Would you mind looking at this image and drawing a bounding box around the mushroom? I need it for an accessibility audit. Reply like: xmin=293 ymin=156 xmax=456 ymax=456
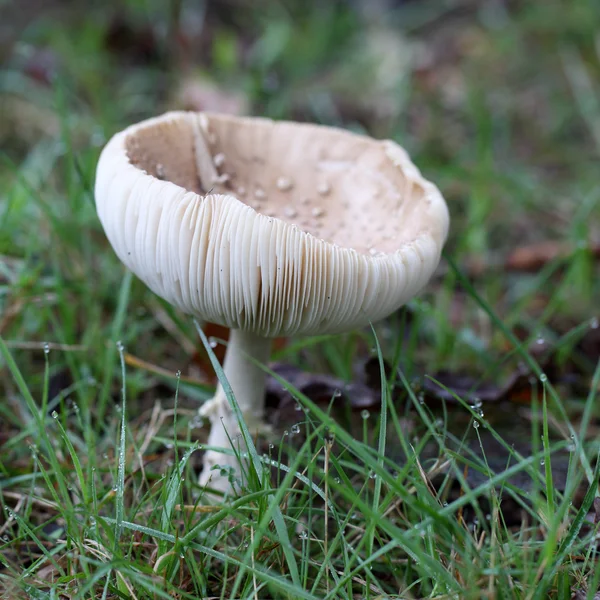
xmin=94 ymin=111 xmax=450 ymax=495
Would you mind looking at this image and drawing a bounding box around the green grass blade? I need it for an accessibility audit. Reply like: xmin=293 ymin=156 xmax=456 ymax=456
xmin=194 ymin=320 xmax=301 ymax=587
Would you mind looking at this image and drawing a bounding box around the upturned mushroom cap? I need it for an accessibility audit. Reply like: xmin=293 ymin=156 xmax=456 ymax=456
xmin=95 ymin=111 xmax=449 ymax=337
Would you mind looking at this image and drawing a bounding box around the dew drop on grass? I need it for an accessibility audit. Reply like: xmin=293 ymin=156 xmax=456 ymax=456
xmin=369 ymin=471 xmax=377 ymax=480
xmin=418 ymin=393 xmax=425 ymax=405
xmin=540 ymin=459 xmax=545 ymax=466
xmin=540 ymin=373 xmax=548 ymax=383
xmin=51 ymin=411 xmax=58 ymax=419
xmin=361 ymin=409 xmax=370 ymax=420
xmin=298 ymin=530 xmax=308 ymax=540
xmin=283 ymin=430 xmax=289 ymax=437
xmin=536 ymin=336 xmax=545 ymax=345
xmin=333 ymin=389 xmax=342 ymax=398
xmin=295 ymin=403 xmax=302 ymax=411
xmin=176 ymin=370 xmax=181 ymax=378
xmin=43 ymin=343 xmax=50 ymax=354
xmin=116 ymin=340 xmax=124 ymax=352
xmin=473 ymin=421 xmax=480 ymax=429
xmin=268 ymin=443 xmax=275 ymax=449
xmin=334 ymin=477 xmax=341 ymax=484
xmin=208 ymin=337 xmax=218 ymax=348
xmin=291 ymin=424 xmax=300 ymax=434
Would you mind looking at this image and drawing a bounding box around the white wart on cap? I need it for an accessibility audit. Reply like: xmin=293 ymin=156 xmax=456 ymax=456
xmin=95 ymin=111 xmax=449 ymax=338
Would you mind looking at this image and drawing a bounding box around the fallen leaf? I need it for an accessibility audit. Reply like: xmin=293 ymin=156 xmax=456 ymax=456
xmin=422 ymin=365 xmax=532 ymax=405
xmin=505 ymin=240 xmax=600 ymax=272
xmin=265 ymin=362 xmax=378 ymax=425
xmin=571 ymin=590 xmax=600 ymax=600
xmin=362 ymin=354 xmax=538 ymax=406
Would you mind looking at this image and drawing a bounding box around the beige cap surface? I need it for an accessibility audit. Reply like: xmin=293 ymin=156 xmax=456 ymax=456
xmin=95 ymin=111 xmax=449 ymax=337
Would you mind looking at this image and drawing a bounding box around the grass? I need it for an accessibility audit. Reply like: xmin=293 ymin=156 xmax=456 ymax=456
xmin=1 ymin=0 xmax=600 ymax=598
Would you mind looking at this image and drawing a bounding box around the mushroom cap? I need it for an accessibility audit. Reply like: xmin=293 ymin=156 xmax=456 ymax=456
xmin=95 ymin=111 xmax=449 ymax=337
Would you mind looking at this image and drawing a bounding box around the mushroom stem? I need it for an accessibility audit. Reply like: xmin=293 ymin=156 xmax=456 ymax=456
xmin=199 ymin=329 xmax=272 ymax=495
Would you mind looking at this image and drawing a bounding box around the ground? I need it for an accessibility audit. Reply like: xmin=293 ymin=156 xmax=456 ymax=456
xmin=1 ymin=0 xmax=600 ymax=598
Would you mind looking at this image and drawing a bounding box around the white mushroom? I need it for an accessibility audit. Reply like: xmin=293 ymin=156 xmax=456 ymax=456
xmin=94 ymin=111 xmax=450 ymax=496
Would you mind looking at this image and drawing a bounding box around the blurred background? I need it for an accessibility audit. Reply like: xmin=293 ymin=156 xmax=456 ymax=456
xmin=3 ymin=4 xmax=600 ymax=595
xmin=1 ymin=0 xmax=599 ymax=419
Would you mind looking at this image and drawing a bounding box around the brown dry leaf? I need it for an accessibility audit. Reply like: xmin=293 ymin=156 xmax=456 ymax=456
xmin=265 ymin=362 xmax=377 ymax=424
xmin=505 ymin=240 xmax=600 ymax=272
xmin=572 ymin=591 xmax=600 ymax=600
xmin=362 ymin=355 xmax=537 ymax=406
xmin=422 ymin=366 xmax=532 ymax=405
